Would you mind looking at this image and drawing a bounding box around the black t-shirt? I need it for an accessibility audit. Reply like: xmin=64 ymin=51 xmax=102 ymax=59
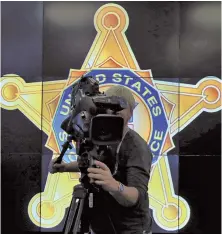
xmin=89 ymin=129 xmax=153 ymax=234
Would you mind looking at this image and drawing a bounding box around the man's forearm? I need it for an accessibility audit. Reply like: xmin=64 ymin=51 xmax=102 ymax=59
xmin=109 ymin=182 xmax=139 ymax=207
xmin=64 ymin=161 xmax=80 ymax=172
xmin=64 ymin=162 xmax=139 ymax=207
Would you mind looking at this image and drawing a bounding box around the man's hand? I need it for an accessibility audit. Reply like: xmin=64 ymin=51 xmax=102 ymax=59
xmin=87 ymin=160 xmax=119 ymax=193
xmin=88 ymin=160 xmax=140 ymax=207
xmin=48 ymin=157 xmax=66 ymax=174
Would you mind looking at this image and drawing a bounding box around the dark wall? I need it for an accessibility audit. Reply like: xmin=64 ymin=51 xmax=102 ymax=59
xmin=1 ymin=2 xmax=221 ymax=234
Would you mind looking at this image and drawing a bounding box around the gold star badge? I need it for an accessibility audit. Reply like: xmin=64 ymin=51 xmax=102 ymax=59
xmin=1 ymin=3 xmax=221 ymax=231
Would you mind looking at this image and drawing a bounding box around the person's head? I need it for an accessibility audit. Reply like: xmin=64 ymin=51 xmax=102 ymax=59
xmin=105 ymin=85 xmax=135 ymax=127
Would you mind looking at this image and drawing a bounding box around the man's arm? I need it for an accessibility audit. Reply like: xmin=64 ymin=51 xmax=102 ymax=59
xmin=109 ymin=183 xmax=139 ymax=207
xmin=64 ymin=161 xmax=80 ymax=172
xmin=87 ymin=161 xmax=140 ymax=207
xmin=110 ymin=135 xmax=153 ymax=208
xmin=49 ymin=159 xmax=80 ymax=173
xmin=51 ymin=158 xmax=138 ymax=206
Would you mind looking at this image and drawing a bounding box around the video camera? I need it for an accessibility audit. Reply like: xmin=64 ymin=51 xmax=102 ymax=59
xmin=57 ymin=76 xmax=127 ymax=178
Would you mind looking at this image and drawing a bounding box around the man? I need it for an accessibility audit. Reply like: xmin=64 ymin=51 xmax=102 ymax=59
xmin=49 ymin=85 xmax=153 ymax=234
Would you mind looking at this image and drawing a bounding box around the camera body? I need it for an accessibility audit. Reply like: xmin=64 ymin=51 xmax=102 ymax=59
xmin=61 ymin=76 xmax=127 ymax=175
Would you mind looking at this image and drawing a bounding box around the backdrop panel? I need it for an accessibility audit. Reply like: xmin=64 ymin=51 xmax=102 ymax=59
xmin=1 ymin=2 xmax=221 ymax=234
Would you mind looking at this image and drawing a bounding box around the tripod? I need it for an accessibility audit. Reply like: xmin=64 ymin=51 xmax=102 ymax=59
xmin=63 ymin=182 xmax=92 ymax=234
xmin=63 ymin=177 xmax=117 ymax=234
xmin=54 ymin=136 xmax=93 ymax=234
xmin=57 ymin=137 xmax=117 ymax=234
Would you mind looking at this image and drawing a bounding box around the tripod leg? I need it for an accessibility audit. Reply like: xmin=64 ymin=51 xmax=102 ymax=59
xmin=63 ymin=184 xmax=90 ymax=234
xmin=64 ymin=197 xmax=80 ymax=234
xmin=73 ymin=197 xmax=85 ymax=233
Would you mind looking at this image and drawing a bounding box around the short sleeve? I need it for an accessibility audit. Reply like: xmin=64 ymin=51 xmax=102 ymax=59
xmin=124 ymin=131 xmax=153 ymax=208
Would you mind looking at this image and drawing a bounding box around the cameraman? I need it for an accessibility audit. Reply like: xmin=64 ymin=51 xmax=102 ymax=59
xmin=49 ymin=86 xmax=153 ymax=234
